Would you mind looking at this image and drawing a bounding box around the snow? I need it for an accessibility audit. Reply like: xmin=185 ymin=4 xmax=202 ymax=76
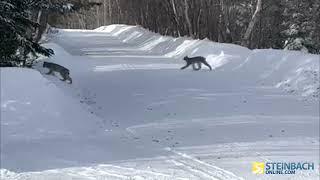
xmin=1 ymin=24 xmax=319 ymax=180
xmin=62 ymin=3 xmax=74 ymax=11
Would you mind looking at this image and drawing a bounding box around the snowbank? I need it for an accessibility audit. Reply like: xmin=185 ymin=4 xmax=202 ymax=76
xmin=1 ymin=24 xmax=319 ymax=180
xmin=0 ymin=68 xmax=102 ymax=138
xmin=0 ymin=68 xmax=106 ymax=172
xmin=53 ymin=25 xmax=319 ymax=98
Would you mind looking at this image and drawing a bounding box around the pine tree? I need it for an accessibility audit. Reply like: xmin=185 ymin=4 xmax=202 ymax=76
xmin=0 ymin=0 xmax=54 ymax=67
xmin=281 ymin=0 xmax=320 ymax=54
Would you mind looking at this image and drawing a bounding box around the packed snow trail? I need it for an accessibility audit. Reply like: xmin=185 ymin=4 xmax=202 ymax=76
xmin=1 ymin=25 xmax=319 ymax=180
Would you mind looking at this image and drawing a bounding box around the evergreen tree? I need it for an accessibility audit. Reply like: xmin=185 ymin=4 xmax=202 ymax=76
xmin=281 ymin=0 xmax=320 ymax=53
xmin=0 ymin=0 xmax=54 ymax=67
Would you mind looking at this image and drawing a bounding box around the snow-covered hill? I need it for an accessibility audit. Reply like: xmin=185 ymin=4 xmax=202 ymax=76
xmin=1 ymin=25 xmax=319 ymax=180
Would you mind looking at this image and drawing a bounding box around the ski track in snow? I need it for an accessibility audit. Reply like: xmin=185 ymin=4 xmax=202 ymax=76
xmin=166 ymin=148 xmax=244 ymax=180
xmin=1 ymin=25 xmax=319 ymax=180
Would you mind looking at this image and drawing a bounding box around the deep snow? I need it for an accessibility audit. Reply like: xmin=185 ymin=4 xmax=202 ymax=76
xmin=1 ymin=24 xmax=319 ymax=180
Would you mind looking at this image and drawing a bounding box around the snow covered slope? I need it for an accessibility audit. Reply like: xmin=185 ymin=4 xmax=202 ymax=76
xmin=54 ymin=25 xmax=320 ymax=98
xmin=1 ymin=25 xmax=319 ymax=180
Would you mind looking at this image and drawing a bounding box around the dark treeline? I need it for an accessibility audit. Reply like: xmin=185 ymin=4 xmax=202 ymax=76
xmin=0 ymin=0 xmax=100 ymax=66
xmin=48 ymin=0 xmax=320 ymax=54
xmin=1 ymin=0 xmax=319 ymax=68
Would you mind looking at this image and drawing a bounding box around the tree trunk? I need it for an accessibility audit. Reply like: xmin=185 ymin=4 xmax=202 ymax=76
xmin=170 ymin=0 xmax=181 ymax=36
xmin=197 ymin=9 xmax=203 ymax=39
xmin=184 ymin=0 xmax=193 ymax=37
xmin=220 ymin=0 xmax=233 ymax=43
xmin=96 ymin=6 xmax=100 ymax=28
xmin=241 ymin=0 xmax=262 ymax=47
xmin=76 ymin=12 xmax=85 ymax=29
xmin=115 ymin=0 xmax=122 ymax=23
xmin=108 ymin=0 xmax=112 ymax=24
xmin=103 ymin=0 xmax=107 ymax=25
xmin=33 ymin=10 xmax=43 ymax=42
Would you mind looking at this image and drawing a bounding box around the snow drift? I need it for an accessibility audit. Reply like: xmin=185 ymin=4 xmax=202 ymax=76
xmin=1 ymin=25 xmax=319 ymax=180
xmin=56 ymin=25 xmax=319 ymax=98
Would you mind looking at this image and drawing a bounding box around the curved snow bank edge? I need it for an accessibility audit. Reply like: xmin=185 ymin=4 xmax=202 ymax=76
xmin=51 ymin=25 xmax=319 ymax=98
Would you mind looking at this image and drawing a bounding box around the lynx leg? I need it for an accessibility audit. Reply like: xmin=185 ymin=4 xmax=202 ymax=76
xmin=60 ymin=72 xmax=67 ymax=81
xmin=66 ymin=76 xmax=72 ymax=84
xmin=181 ymin=63 xmax=191 ymax=70
xmin=192 ymin=62 xmax=202 ymax=71
xmin=60 ymin=72 xmax=72 ymax=84
xmin=46 ymin=69 xmax=53 ymax=75
xmin=202 ymin=61 xmax=212 ymax=70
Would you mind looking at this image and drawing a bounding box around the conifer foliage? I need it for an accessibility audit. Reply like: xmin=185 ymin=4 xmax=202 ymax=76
xmin=0 ymin=0 xmax=101 ymax=67
xmin=0 ymin=0 xmax=54 ymax=67
xmin=281 ymin=0 xmax=320 ymax=54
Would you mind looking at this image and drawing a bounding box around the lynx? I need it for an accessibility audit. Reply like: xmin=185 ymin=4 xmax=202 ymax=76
xmin=43 ymin=62 xmax=72 ymax=84
xmin=181 ymin=56 xmax=212 ymax=71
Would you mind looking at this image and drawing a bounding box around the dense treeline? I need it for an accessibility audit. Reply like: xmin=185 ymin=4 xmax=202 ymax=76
xmin=1 ymin=0 xmax=319 ymax=67
xmin=0 ymin=0 xmax=100 ymax=67
xmin=49 ymin=0 xmax=320 ymax=54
